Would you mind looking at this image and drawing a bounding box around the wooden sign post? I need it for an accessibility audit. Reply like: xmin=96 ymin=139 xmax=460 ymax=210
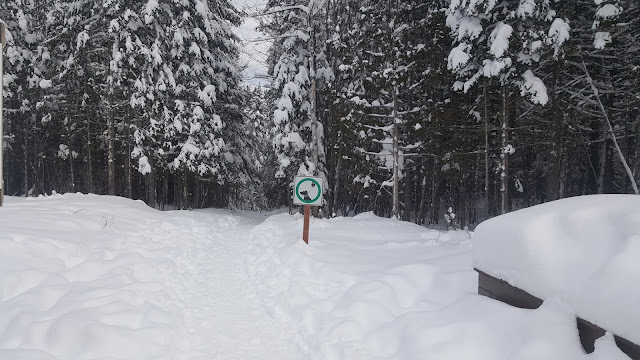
xmin=303 ymin=205 xmax=310 ymax=243
xmin=293 ymin=176 xmax=323 ymax=244
xmin=0 ymin=22 xmax=6 ymax=207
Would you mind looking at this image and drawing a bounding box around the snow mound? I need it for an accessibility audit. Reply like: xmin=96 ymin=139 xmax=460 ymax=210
xmin=245 ymin=213 xmax=617 ymax=359
xmin=0 ymin=195 xmax=185 ymax=359
xmin=474 ymin=194 xmax=640 ymax=345
xmin=0 ymin=194 xmax=245 ymax=359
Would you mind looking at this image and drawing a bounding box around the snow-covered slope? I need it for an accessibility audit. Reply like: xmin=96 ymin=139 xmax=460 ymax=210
xmin=0 ymin=194 xmax=294 ymax=360
xmin=245 ymin=212 xmax=630 ymax=360
xmin=474 ymin=195 xmax=640 ymax=345
xmin=0 ymin=195 xmax=186 ymax=359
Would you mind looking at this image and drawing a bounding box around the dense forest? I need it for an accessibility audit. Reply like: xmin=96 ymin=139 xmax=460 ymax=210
xmin=0 ymin=0 xmax=638 ymax=227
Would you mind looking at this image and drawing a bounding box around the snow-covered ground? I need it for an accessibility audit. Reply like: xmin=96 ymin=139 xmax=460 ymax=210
xmin=245 ymin=212 xmax=630 ymax=360
xmin=0 ymin=194 xmax=632 ymax=359
xmin=0 ymin=195 xmax=294 ymax=359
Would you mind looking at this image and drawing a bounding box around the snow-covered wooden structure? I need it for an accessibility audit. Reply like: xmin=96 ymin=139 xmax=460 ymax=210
xmin=476 ymin=269 xmax=639 ymax=359
xmin=473 ymin=195 xmax=640 ymax=359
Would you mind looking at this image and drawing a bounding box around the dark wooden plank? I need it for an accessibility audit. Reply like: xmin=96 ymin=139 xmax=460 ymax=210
xmin=475 ymin=269 xmax=640 ymax=360
xmin=577 ymin=318 xmax=605 ymax=353
xmin=477 ymin=269 xmax=542 ymax=309
xmin=617 ymin=334 xmax=640 ymax=359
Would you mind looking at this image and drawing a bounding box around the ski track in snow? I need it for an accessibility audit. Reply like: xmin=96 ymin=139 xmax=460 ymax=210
xmin=166 ymin=211 xmax=295 ymax=359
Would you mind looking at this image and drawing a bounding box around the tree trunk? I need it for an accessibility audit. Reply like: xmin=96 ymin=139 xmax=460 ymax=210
xmin=35 ymin=143 xmax=43 ymax=195
xmin=547 ymin=61 xmax=562 ymax=201
xmin=581 ymin=58 xmax=639 ymax=194
xmin=484 ymin=83 xmax=490 ymax=215
xmin=597 ymin=137 xmax=607 ymax=194
xmin=174 ymin=173 xmax=179 ymax=209
xmin=68 ymin=131 xmax=75 ymax=193
xmin=124 ymin=84 xmax=133 ymax=199
xmin=24 ymin=126 xmax=29 ymax=196
xmin=418 ymin=172 xmax=427 ymax=225
xmin=307 ymin=9 xmax=323 ymax=217
xmin=162 ymin=174 xmax=168 ymax=210
xmin=107 ymin=92 xmax=116 ymax=196
xmin=309 ymin=11 xmax=318 ymax=175
xmin=182 ymin=171 xmax=188 ymax=210
xmin=125 ymin=123 xmax=132 ymax=199
xmin=430 ymin=178 xmax=440 ymax=225
xmin=500 ymin=85 xmax=509 ymax=214
xmin=332 ymin=150 xmax=342 ymax=216
xmin=86 ymin=114 xmax=94 ymax=194
xmin=429 ymin=161 xmax=439 ymax=224
xmin=147 ymin=167 xmax=156 ymax=208
xmin=625 ymin=113 xmax=636 ymax=194
xmin=195 ymin=177 xmax=201 ymax=209
xmin=391 ymin=81 xmax=400 ymax=219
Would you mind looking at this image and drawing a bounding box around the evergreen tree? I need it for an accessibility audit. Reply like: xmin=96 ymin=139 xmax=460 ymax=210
xmin=262 ymin=0 xmax=332 ymax=212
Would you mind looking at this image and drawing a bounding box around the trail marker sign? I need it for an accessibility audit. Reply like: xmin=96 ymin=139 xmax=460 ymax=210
xmin=293 ymin=176 xmax=323 ymax=206
xmin=293 ymin=176 xmax=323 ymax=244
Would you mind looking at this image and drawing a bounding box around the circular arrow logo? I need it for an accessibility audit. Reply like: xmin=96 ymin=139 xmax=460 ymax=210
xmin=295 ymin=178 xmax=321 ymax=204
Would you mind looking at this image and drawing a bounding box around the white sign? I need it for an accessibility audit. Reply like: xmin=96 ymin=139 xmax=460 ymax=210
xmin=293 ymin=176 xmax=323 ymax=206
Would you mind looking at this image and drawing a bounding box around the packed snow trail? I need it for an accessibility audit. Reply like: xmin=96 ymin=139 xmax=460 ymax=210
xmin=165 ymin=210 xmax=295 ymax=359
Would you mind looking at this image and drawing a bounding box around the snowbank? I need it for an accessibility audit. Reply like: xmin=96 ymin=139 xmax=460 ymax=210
xmin=474 ymin=195 xmax=640 ymax=345
xmin=1 ymin=194 xmax=304 ymax=359
xmin=0 ymin=195 xmax=190 ymax=359
xmin=0 ymin=194 xmax=259 ymax=359
xmin=245 ymin=212 xmax=627 ymax=359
